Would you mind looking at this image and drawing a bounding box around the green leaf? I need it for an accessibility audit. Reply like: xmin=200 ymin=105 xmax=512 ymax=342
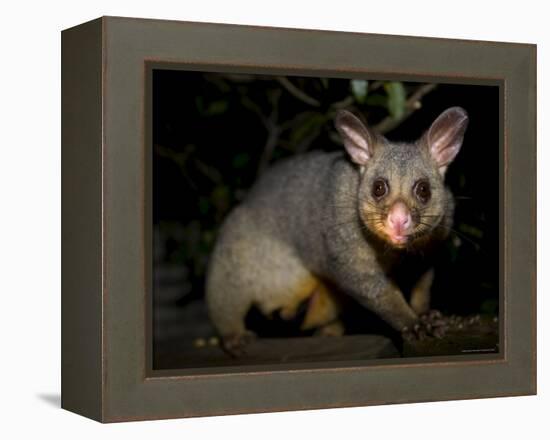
xmin=384 ymin=82 xmax=406 ymax=119
xmin=195 ymin=97 xmax=229 ymax=116
xmin=211 ymin=185 xmax=231 ymax=213
xmin=205 ymin=100 xmax=228 ymax=115
xmin=458 ymin=223 xmax=484 ymax=239
xmin=289 ymin=112 xmax=325 ymax=146
xmin=198 ymin=197 xmax=210 ymax=215
xmin=350 ymin=79 xmax=369 ymax=104
xmin=365 ymin=94 xmax=387 ymax=107
xmin=202 ymin=230 xmax=215 ymax=247
xmin=232 ymin=152 xmax=250 ymax=169
xmin=195 ymin=96 xmax=204 ymax=113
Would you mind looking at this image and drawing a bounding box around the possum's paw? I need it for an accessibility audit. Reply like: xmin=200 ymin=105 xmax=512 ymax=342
xmin=402 ymin=309 xmax=449 ymax=341
xmin=222 ymin=331 xmax=257 ymax=357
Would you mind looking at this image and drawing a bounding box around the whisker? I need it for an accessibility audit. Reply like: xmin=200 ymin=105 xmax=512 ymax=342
xmin=324 ymin=219 xmax=361 ymax=230
xmin=416 ymin=220 xmax=481 ymax=250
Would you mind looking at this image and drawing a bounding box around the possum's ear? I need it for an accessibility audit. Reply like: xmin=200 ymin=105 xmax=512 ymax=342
xmin=426 ymin=107 xmax=469 ymax=175
xmin=335 ymin=110 xmax=374 ymax=166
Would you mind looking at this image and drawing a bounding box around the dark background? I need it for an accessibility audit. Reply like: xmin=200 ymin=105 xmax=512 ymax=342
xmin=152 ymin=69 xmax=500 ymax=365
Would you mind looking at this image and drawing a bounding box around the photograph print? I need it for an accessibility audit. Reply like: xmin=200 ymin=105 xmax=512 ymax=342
xmin=151 ymin=69 xmax=500 ymax=370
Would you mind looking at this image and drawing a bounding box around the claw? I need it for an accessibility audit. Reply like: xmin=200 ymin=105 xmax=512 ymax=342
xmin=402 ymin=309 xmax=451 ymax=341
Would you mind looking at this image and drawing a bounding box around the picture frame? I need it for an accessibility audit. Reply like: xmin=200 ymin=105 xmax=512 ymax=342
xmin=61 ymin=16 xmax=536 ymax=422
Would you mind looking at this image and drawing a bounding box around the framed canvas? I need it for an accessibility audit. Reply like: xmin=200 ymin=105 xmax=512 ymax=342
xmin=61 ymin=16 xmax=536 ymax=422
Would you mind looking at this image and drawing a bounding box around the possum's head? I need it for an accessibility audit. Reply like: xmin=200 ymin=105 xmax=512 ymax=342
xmin=335 ymin=107 xmax=468 ymax=249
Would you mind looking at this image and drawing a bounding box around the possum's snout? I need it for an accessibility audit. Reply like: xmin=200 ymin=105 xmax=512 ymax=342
xmin=384 ymin=201 xmax=413 ymax=246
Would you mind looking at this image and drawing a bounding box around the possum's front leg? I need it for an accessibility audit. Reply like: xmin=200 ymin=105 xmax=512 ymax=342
xmin=361 ymin=282 xmax=419 ymax=332
xmin=410 ymin=268 xmax=434 ymax=315
xmin=326 ymin=240 xmax=439 ymax=339
xmin=357 ymin=280 xmax=448 ymax=341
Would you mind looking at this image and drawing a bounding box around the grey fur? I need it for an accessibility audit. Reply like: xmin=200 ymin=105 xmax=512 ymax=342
xmin=206 ymin=107 xmax=468 ymax=351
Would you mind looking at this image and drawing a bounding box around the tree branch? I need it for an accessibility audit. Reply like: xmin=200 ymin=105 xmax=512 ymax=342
xmin=373 ymin=84 xmax=438 ymax=134
xmin=276 ymin=77 xmax=321 ymax=107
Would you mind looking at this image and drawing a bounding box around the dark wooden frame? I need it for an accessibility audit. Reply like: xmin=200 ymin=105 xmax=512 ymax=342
xmin=62 ymin=16 xmax=536 ymax=423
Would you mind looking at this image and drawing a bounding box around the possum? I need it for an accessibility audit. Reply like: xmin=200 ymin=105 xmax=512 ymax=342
xmin=206 ymin=107 xmax=469 ymax=355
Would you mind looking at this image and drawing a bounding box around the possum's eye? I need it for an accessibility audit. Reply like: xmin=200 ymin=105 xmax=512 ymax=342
xmin=372 ymin=178 xmax=389 ymax=200
xmin=414 ymin=179 xmax=432 ymax=203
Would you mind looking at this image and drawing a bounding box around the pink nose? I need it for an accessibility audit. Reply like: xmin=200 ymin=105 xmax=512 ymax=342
xmin=387 ymin=202 xmax=412 ymax=234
